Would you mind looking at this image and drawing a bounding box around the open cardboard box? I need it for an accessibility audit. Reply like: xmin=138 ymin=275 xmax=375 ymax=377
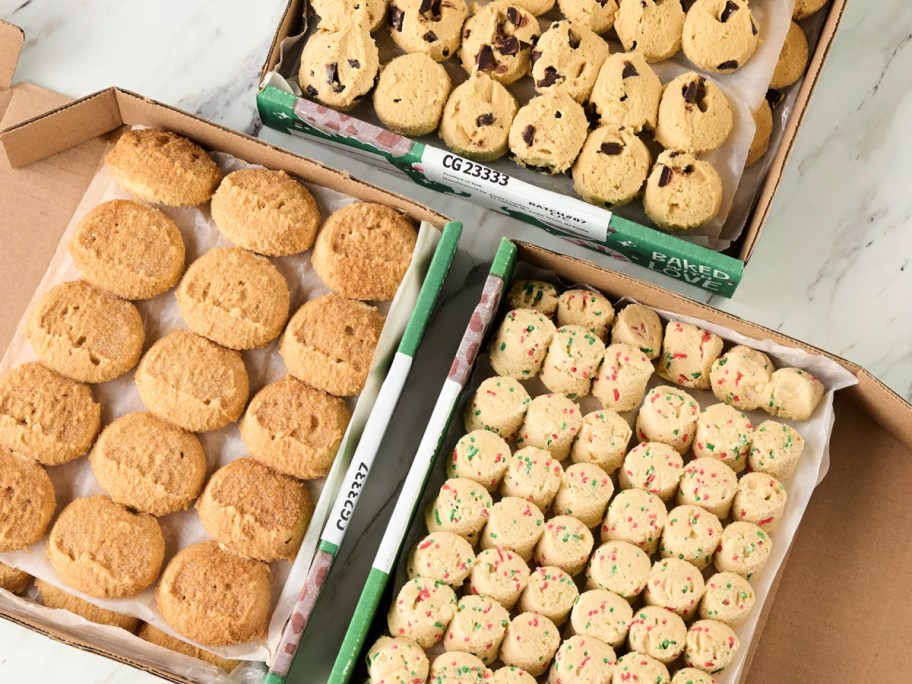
xmin=257 ymin=0 xmax=848 ymax=297
xmin=0 ymin=19 xmax=463 ymax=684
xmin=331 ymin=238 xmax=912 ymax=683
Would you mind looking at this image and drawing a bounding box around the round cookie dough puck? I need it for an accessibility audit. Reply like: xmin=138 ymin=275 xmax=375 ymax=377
xmin=550 ymin=634 xmax=618 ymax=683
xmin=426 ymin=478 xmax=493 ymax=545
xmin=493 ymin=666 xmax=537 ymax=684
xmin=429 ymin=651 xmax=491 ymax=684
xmin=489 ymin=308 xmax=557 ymax=380
xmin=514 ymin=393 xmax=583 ymax=460
xmin=589 ymin=52 xmax=662 ymax=133
xmin=627 ymin=606 xmax=687 ymax=664
xmin=761 ymin=367 xmax=824 ymax=421
xmin=459 ymin=2 xmax=541 ymax=85
xmin=0 ymin=363 xmax=101 ymax=466
xmin=448 ymin=429 xmax=512 ymax=491
xmin=501 ymin=612 xmax=561 ymax=677
xmin=540 ymin=325 xmax=605 ymax=398
xmin=676 ymin=457 xmax=738 ymax=519
xmin=794 ymin=0 xmax=828 ymax=20
xmin=467 ymin=547 xmax=531 ymax=610
xmin=312 ymin=0 xmax=388 ymax=31
xmin=747 ymin=98 xmax=773 ymax=167
xmin=480 ymin=495 xmax=545 ymax=561
xmin=139 ymin=623 xmax=240 ymax=673
xmin=602 ymin=488 xmax=667 ymax=554
xmin=27 ymin=280 xmax=144 ymax=384
xmin=655 ymin=74 xmax=733 ymax=155
xmin=530 ymin=20 xmax=609 ymax=103
xmin=280 ymin=294 xmax=384 ymax=397
xmin=614 ymin=0 xmax=685 ymax=62
xmin=509 ymin=91 xmax=588 ymax=175
xmin=90 ymin=412 xmax=207 ymax=516
xmin=682 ymin=0 xmax=759 ymax=74
xmin=656 ymin=321 xmax=723 ymax=390
xmin=573 ymin=125 xmax=652 ymax=209
xmin=660 ymin=505 xmax=722 ymax=570
xmin=611 ymin=652 xmax=670 ymax=684
xmin=556 ymin=289 xmax=615 ymax=340
xmin=636 ymin=385 xmax=701 ymax=454
xmin=36 ymin=580 xmax=139 ymax=632
xmin=619 ymin=441 xmax=684 ymax=501
xmin=388 ymin=577 xmax=457 ymax=648
xmin=69 ymin=199 xmax=185 ymax=300
xmin=714 ymin=521 xmax=771 ymax=579
xmin=732 ymin=472 xmax=787 ymax=530
xmin=591 ymin=343 xmax=655 ymax=413
xmin=611 ymin=304 xmax=662 ymax=359
xmin=0 ymin=447 xmax=55 ymax=552
xmin=241 ymin=375 xmax=351 ymax=480
xmin=105 ymin=128 xmax=222 ymax=207
xmin=700 ymin=571 xmax=755 ymax=626
xmin=210 ymin=168 xmax=322 ymax=256
xmin=570 ymin=589 xmax=633 ymax=647
xmin=374 ymin=53 xmax=452 ymax=136
xmin=439 ymin=73 xmax=519 ymax=162
xmin=552 ymin=462 xmax=613 ymax=528
xmin=693 ymin=404 xmax=753 ymax=472
xmin=534 ymin=515 xmax=594 ymax=576
xmin=157 ymin=541 xmax=271 ymax=646
xmin=444 ymin=594 xmax=510 ymax=664
xmin=48 ymin=496 xmax=164 ymax=598
xmin=507 ymin=280 xmax=560 ymax=316
xmin=501 ymin=446 xmax=564 ymax=512
xmin=557 ymin=0 xmax=617 ymax=34
xmin=299 ymin=25 xmax=380 ymax=111
xmin=683 ymin=619 xmax=740 ymax=674
xmin=0 ymin=563 xmax=31 ymax=594
xmin=570 ymin=409 xmax=632 ymax=474
xmin=135 ymin=331 xmax=249 ymax=432
xmin=644 ymin=557 xmax=706 ymax=619
xmin=388 ymin=0 xmax=468 ymax=61
xmin=197 ymin=458 xmax=313 ymax=562
xmin=408 ymin=531 xmax=476 ymax=587
xmin=313 ymin=202 xmax=417 ymax=301
xmin=518 ymin=566 xmax=579 ymax=625
xmin=586 ymin=540 xmax=651 ymax=601
xmin=672 ymin=668 xmax=716 ymax=684
xmin=177 ymin=247 xmax=290 ymax=350
xmin=366 ymin=636 xmax=430 ymax=684
xmin=464 ymin=376 xmax=532 ymax=439
xmin=709 ymin=345 xmax=774 ymax=411
xmin=748 ymin=420 xmax=805 ymax=481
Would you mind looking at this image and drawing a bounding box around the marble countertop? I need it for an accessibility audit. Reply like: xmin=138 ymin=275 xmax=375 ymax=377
xmin=1 ymin=0 xmax=910 ymax=681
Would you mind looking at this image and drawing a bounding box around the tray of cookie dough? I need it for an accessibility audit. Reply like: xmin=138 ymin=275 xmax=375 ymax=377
xmin=0 ymin=125 xmax=458 ymax=678
xmin=263 ymin=0 xmax=827 ymax=249
xmin=332 ymin=238 xmax=856 ymax=684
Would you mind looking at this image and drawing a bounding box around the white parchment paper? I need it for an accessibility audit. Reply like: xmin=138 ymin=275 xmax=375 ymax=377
xmin=0 ymin=132 xmax=440 ymax=675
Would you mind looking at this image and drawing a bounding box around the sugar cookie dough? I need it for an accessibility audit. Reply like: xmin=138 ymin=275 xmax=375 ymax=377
xmin=556 ymin=289 xmax=614 ymax=339
xmin=644 ymin=558 xmax=706 ymax=619
xmin=636 ymin=386 xmax=701 ymax=454
xmin=682 ymin=619 xmax=740 ymax=674
xmin=481 ymin=496 xmax=545 ymax=561
xmin=656 ymin=322 xmax=723 ymax=390
xmin=761 ymin=368 xmax=824 ymax=421
xmin=660 ymin=505 xmax=722 ymax=570
xmin=586 ymin=540 xmax=651 ymax=601
xmin=710 ymin=345 xmax=773 ymax=411
xmin=589 ymin=53 xmax=661 ymax=133
xmin=367 ymin=636 xmax=430 ymax=684
xmin=591 ymin=344 xmax=655 ymax=412
xmin=518 ymin=566 xmax=579 ymax=625
xmin=501 ymin=612 xmax=561 ymax=677
xmin=732 ymin=473 xmax=787 ymax=530
xmin=0 ymin=447 xmax=55 ymax=551
xmin=490 ymin=308 xmax=557 ymax=379
xmin=682 ymin=0 xmax=759 ymax=74
xmin=509 ymin=91 xmax=588 ymax=174
xmin=550 ymin=634 xmax=618 ymax=683
xmin=464 ymin=376 xmax=532 ymax=439
xmin=507 ymin=280 xmax=560 ymax=316
xmin=493 ymin=667 xmax=537 ymax=684
xmin=619 ymin=441 xmax=684 ymax=501
xmin=794 ymin=0 xmax=828 ymax=20
xmin=615 ymin=0 xmax=684 ymax=62
xmin=374 ymin=53 xmax=452 ymax=136
xmin=299 ymin=25 xmax=380 ymax=111
xmin=448 ymin=429 xmax=512 ymax=491
xmin=429 ymin=652 xmax=491 ymax=683
xmin=540 ymin=325 xmax=606 ymax=397
xmin=531 ymin=20 xmax=608 ymax=102
xmin=611 ymin=304 xmax=662 ymax=359
xmin=444 ymin=594 xmax=510 ymax=664
xmin=700 ymin=571 xmax=755 ymax=626
xmin=570 ymin=589 xmax=633 ymax=647
xmin=656 ymin=74 xmax=733 ymax=154
xmin=408 ymin=532 xmax=476 ymax=587
xmin=426 ymin=477 xmax=493 ymax=545
xmin=748 ymin=420 xmax=805 ymax=480
xmin=552 ymin=462 xmax=614 ymax=528
xmin=501 ymin=447 xmax=564 ymax=512
xmin=771 ymin=23 xmax=809 ymax=90
xmin=672 ymin=669 xmax=716 ymax=684
xmin=388 ymin=577 xmax=457 ymax=648
xmin=534 ymin=515 xmax=594 ymax=576
xmin=0 ymin=563 xmax=30 ymax=595
xmin=747 ymin=99 xmax=773 ymax=167
xmin=611 ymin=652 xmax=670 ymax=684
xmin=515 ymin=393 xmax=583 ymax=460
xmin=675 ymin=457 xmax=738 ymax=519
xmin=440 ymin=73 xmax=519 ymax=161
xmin=557 ymin=0 xmax=617 ymax=34
xmin=601 ymin=488 xmax=666 ymax=554
xmin=460 ymin=2 xmax=541 ymax=84
xmin=468 ymin=547 xmax=531 ymax=610
xmin=713 ymin=521 xmax=771 ymax=579
xmin=37 ymin=580 xmax=139 ymax=632
xmin=644 ymin=151 xmax=723 ymax=232
xmin=692 ymin=403 xmax=753 ymax=473
xmin=573 ymin=125 xmax=652 ymax=209
xmin=628 ymin=606 xmax=687 ymax=664
xmin=570 ymin=409 xmax=632 ymax=474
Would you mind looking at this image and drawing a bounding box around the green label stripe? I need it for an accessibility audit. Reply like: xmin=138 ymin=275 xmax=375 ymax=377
xmin=490 ymin=238 xmax=518 ymax=281
xmin=328 ymin=568 xmax=390 ymax=684
xmin=318 ymin=539 xmax=339 ymax=556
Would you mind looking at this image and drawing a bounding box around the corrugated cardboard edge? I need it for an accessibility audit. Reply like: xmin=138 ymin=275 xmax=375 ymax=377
xmin=738 ymin=0 xmax=848 ymax=261
xmin=0 ymin=20 xmax=24 ymax=92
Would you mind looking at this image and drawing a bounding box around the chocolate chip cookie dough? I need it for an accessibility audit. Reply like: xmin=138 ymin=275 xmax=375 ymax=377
xmin=374 ymin=53 xmax=452 ymax=135
xmin=615 ymin=0 xmax=685 ymax=63
xmin=509 ymin=91 xmax=589 ymax=174
xmin=313 ymin=0 xmax=388 ymax=32
xmin=656 ymin=73 xmax=733 ymax=155
xmin=746 ymin=98 xmax=773 ymax=167
xmin=771 ymin=21 xmax=809 ymax=89
xmin=460 ymin=2 xmax=540 ymax=85
xmin=299 ymin=24 xmax=380 ymax=110
xmin=531 ymin=20 xmax=609 ymax=103
xmin=644 ymin=151 xmax=723 ymax=231
xmin=440 ymin=73 xmax=519 ymax=161
xmin=589 ymin=52 xmax=662 ymax=133
xmin=682 ymin=0 xmax=759 ymax=74
xmin=573 ymin=126 xmax=652 ymax=208
xmin=794 ymin=0 xmax=828 ymax=20
xmin=389 ymin=0 xmax=468 ymax=61
xmin=557 ymin=0 xmax=618 ymax=34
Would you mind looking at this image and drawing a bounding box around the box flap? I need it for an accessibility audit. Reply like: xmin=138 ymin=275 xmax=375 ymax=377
xmin=0 ymin=20 xmax=23 ymax=93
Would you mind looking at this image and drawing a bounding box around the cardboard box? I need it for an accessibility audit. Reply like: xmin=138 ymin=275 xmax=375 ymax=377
xmin=0 ymin=19 xmax=461 ymax=684
xmin=257 ymin=0 xmax=847 ymax=297
xmin=329 ymin=237 xmax=912 ymax=683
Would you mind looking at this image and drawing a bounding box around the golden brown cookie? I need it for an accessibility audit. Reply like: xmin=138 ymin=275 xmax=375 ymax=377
xmin=312 ymin=203 xmax=417 ymax=301
xmin=105 ymin=128 xmax=222 ymax=207
xmin=0 ymin=563 xmax=31 ymax=594
xmin=90 ymin=412 xmax=208 ymax=516
xmin=27 ymin=280 xmax=145 ymax=384
xmin=0 ymin=363 xmax=101 ymax=466
xmin=135 ymin=331 xmax=250 ymax=432
xmin=210 ymin=168 xmax=322 ymax=256
xmin=36 ymin=580 xmax=139 ymax=632
xmin=138 ymin=623 xmax=240 ymax=672
xmin=197 ymin=458 xmax=313 ymax=562
xmin=280 ymin=294 xmax=384 ymax=397
xmin=69 ymin=200 xmax=186 ymax=300
xmin=0 ymin=446 xmax=56 ymax=551
xmin=240 ymin=375 xmax=350 ymax=480
xmin=176 ymin=247 xmax=291 ymax=350
xmin=156 ymin=541 xmax=272 ymax=646
xmin=47 ymin=496 xmax=165 ymax=599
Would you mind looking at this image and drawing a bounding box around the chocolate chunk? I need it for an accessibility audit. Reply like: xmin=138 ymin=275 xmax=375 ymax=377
xmin=717 ymin=59 xmax=739 ymax=70
xmin=568 ymin=29 xmax=580 ymax=49
xmin=525 ymin=163 xmax=553 ymax=173
xmin=388 ymin=5 xmax=404 ymax=31
xmin=599 ymin=142 xmax=624 ymax=155
xmin=424 ymin=30 xmax=438 ymax=42
xmin=477 ymin=44 xmax=495 ymax=71
xmin=497 ymin=36 xmax=520 ymax=55
xmin=619 ymin=94 xmax=628 ymax=102
xmin=476 ymin=113 xmax=496 ymax=126
xmin=555 ymin=111 xmax=562 ymax=119
xmin=531 ymin=49 xmax=542 ymax=67
xmin=658 ymin=165 xmax=673 ymax=187
xmin=348 ymin=59 xmax=360 ymax=68
xmin=596 ymin=0 xmax=611 ymax=6
xmin=682 ymin=77 xmax=706 ymax=105
xmin=326 ymin=63 xmax=345 ymax=93
xmin=622 ymin=61 xmax=639 ymax=78
xmin=393 ymin=98 xmax=402 ymax=103
xmin=766 ymin=88 xmax=783 ymax=108
xmin=720 ymin=0 xmax=739 ymax=22
xmin=630 ymin=40 xmax=637 ymax=50
xmin=305 ymin=85 xmax=319 ymax=98
xmin=442 ymin=47 xmax=450 ymax=57
xmin=419 ymin=0 xmax=442 ymax=19
xmin=463 ymin=28 xmax=472 ymax=39
xmin=506 ymin=6 xmax=527 ymax=26
xmin=536 ymin=66 xmax=561 ymax=88
xmin=683 ymin=164 xmax=695 ymax=174
xmin=752 ymin=20 xmax=758 ymax=35
xmin=584 ymin=101 xmax=600 ymax=126
xmin=522 ymin=125 xmax=536 ymax=146
xmin=669 ymin=151 xmax=683 ymax=158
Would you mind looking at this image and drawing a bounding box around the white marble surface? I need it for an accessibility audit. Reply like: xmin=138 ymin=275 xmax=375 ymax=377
xmin=1 ymin=0 xmax=911 ymax=682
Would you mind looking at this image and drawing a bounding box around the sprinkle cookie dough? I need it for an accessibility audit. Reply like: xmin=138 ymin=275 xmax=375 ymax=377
xmin=611 ymin=304 xmax=663 ymax=359
xmin=459 ymin=2 xmax=541 ymax=85
xmin=440 ymin=73 xmax=519 ymax=161
xmin=387 ymin=577 xmax=457 ymax=648
xmin=611 ymin=652 xmax=670 ymax=684
xmin=481 ymin=495 xmax=545 ymax=561
xmin=586 ymin=540 xmax=651 ymax=600
xmin=570 ymin=588 xmax=634 ymax=647
xmin=732 ymin=473 xmax=788 ymax=530
xmin=515 ymin=393 xmax=582 ymax=460
xmin=531 ymin=20 xmax=609 ymax=103
xmin=507 ymin=280 xmax=560 ymax=316
xmin=692 ymin=403 xmax=753 ymax=472
xmin=682 ymin=0 xmax=759 ymax=74
xmin=540 ymin=325 xmax=606 ymax=397
xmin=408 ymin=531 xmax=476 ymax=587
xmin=628 ymin=606 xmax=688 ymax=664
xmin=550 ymin=634 xmax=618 ymax=683
xmin=426 ymin=477 xmax=493 ymax=545
xmin=644 ymin=557 xmax=706 ymax=619
xmin=619 ymin=441 xmax=684 ymax=502
xmin=0 ymin=447 xmax=56 ymax=552
xmin=493 ymin=667 xmax=537 ymax=684
xmin=710 ymin=345 xmax=774 ymax=411
xmin=430 ymin=651 xmax=491 ymax=683
xmin=299 ymin=25 xmax=380 ymax=111
xmin=588 ymin=53 xmax=662 ymax=133
xmin=748 ymin=420 xmax=805 ymax=480
xmin=714 ymin=521 xmax=772 ymax=579
xmin=501 ymin=612 xmax=561 ymax=676
xmin=366 ymin=636 xmax=430 ymax=684
xmin=558 ymin=0 xmax=617 ymax=34
xmin=570 ymin=409 xmax=632 ymax=474
xmin=573 ymin=125 xmax=652 ymax=209
xmin=656 ymin=73 xmax=733 ymax=155
xmin=489 ymin=308 xmax=557 ymax=379
xmin=682 ymin=619 xmax=740 ymax=674
xmin=672 ymin=669 xmax=716 ymax=684
xmin=464 ymin=376 xmax=532 ymax=438
xmin=534 ymin=515 xmax=594 ymax=575
xmin=509 ymin=91 xmax=589 ymax=174
xmin=636 ymin=386 xmax=701 ymax=455
xmin=675 ymin=457 xmax=738 ymax=519
xmin=444 ymin=594 xmax=510 ymax=663
xmin=448 ymin=429 xmax=512 ymax=491
xmin=602 ymin=488 xmax=667 ymax=554
xmin=660 ymin=505 xmax=722 ymax=570
xmin=656 ymin=322 xmax=723 ymax=390
xmin=468 ymin=547 xmax=531 ymax=610
xmin=615 ymin=0 xmax=685 ymax=62
xmin=501 ymin=447 xmax=564 ymax=512
xmin=761 ymin=367 xmax=825 ymax=421
xmin=700 ymin=571 xmax=755 ymax=626
xmin=644 ymin=150 xmax=723 ymax=232
xmin=518 ymin=566 xmax=579 ymax=625
xmin=557 ymin=290 xmax=615 ymax=340
xmin=552 ymin=462 xmax=614 ymax=527
xmin=591 ymin=343 xmax=655 ymax=412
